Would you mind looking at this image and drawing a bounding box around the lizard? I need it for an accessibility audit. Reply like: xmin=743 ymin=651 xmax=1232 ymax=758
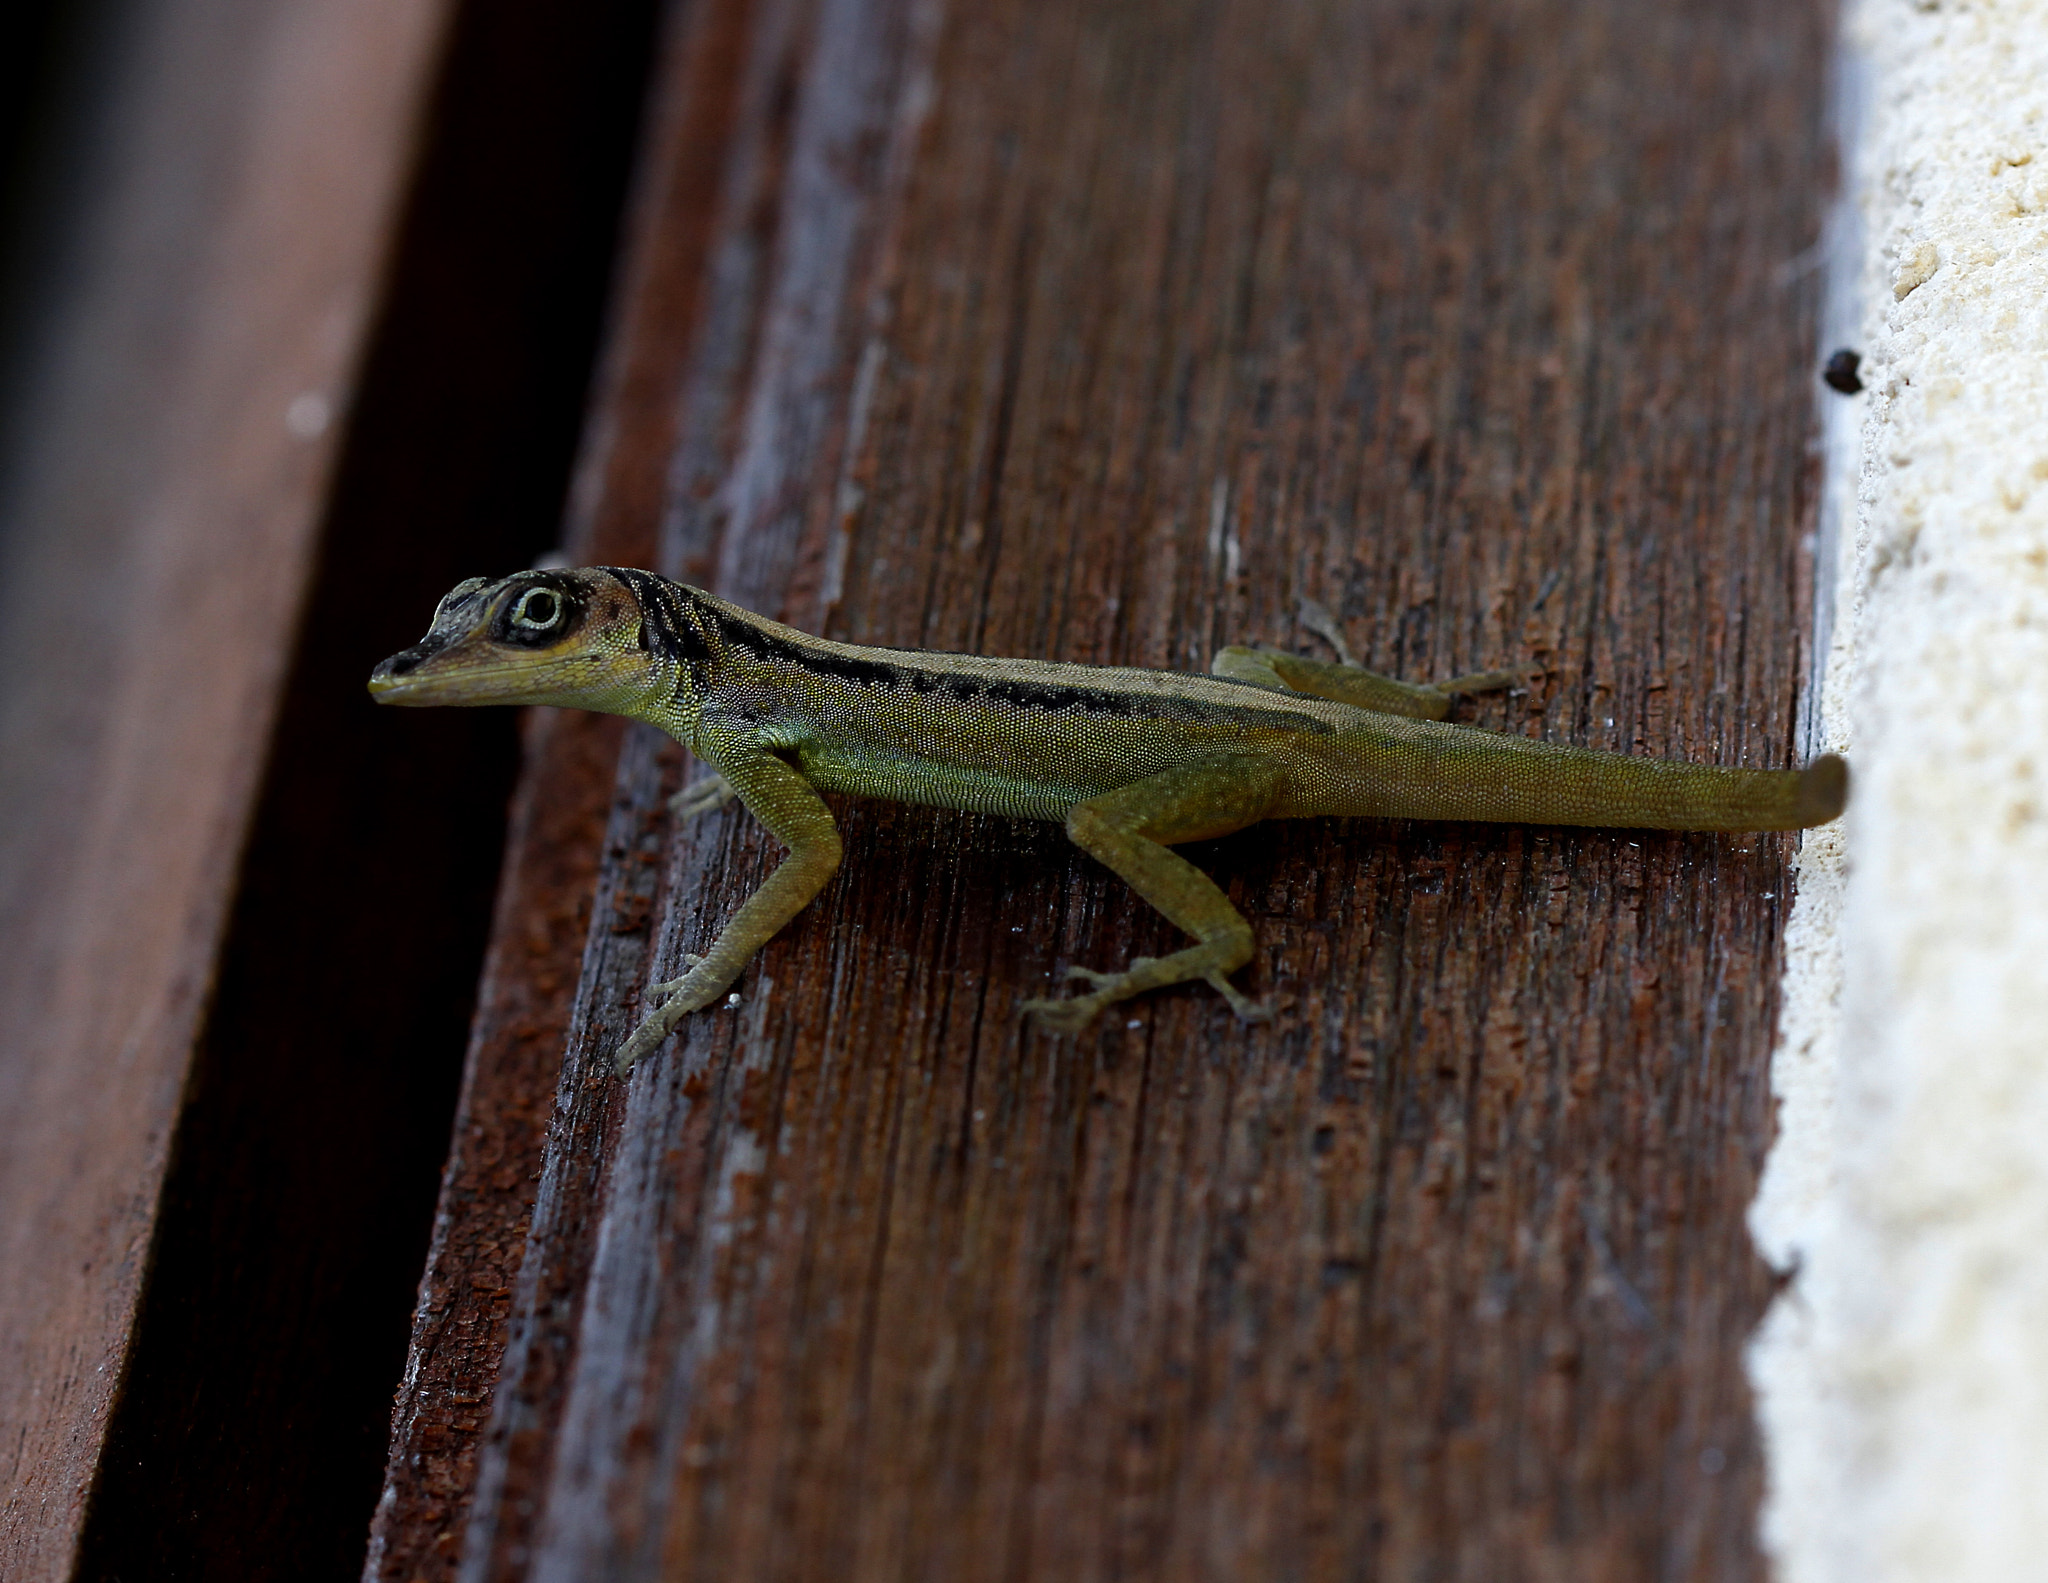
xmin=368 ymin=567 xmax=1847 ymax=1072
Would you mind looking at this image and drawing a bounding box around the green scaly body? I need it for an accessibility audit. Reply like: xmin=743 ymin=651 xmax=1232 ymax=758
xmin=370 ymin=567 xmax=1846 ymax=1071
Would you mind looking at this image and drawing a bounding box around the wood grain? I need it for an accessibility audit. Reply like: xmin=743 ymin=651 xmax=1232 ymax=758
xmin=376 ymin=0 xmax=1833 ymax=1576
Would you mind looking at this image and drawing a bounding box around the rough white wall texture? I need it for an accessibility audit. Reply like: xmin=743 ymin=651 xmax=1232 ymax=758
xmin=1750 ymin=1 xmax=2048 ymax=1578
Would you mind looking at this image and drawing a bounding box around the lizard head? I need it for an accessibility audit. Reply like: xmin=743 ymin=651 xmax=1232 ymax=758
xmin=368 ymin=568 xmax=666 ymax=713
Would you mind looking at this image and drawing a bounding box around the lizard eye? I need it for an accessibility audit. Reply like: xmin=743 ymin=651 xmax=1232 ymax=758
xmin=511 ymin=588 xmax=562 ymax=631
xmin=490 ymin=578 xmax=584 ymax=647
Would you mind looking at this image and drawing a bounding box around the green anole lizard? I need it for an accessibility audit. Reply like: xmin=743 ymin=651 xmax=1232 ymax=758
xmin=369 ymin=567 xmax=1846 ymax=1072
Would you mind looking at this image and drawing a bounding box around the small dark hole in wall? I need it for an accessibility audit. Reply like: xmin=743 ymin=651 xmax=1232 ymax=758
xmin=71 ymin=0 xmax=664 ymax=1575
xmin=1821 ymin=346 xmax=1863 ymax=394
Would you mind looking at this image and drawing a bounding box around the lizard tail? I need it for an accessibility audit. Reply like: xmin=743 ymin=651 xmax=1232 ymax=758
xmin=1308 ymin=727 xmax=1851 ymax=832
xmin=1795 ymin=754 xmax=1850 ymax=826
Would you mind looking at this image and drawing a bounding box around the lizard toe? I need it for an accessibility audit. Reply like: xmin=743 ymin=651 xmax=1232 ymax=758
xmin=1020 ymin=993 xmax=1109 ymax=1034
xmin=1204 ymin=971 xmax=1271 ymax=1022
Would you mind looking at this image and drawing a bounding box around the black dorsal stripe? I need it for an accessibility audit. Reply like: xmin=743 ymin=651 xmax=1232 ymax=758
xmin=608 ymin=568 xmax=1332 ymax=733
xmin=702 ymin=601 xmax=1161 ymax=716
xmin=602 ymin=567 xmax=713 ymax=675
xmin=793 ymin=636 xmax=1331 ymax=732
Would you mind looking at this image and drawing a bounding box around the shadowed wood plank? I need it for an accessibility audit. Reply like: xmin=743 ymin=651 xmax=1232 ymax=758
xmin=374 ymin=0 xmax=1832 ymax=1576
xmin=0 ymin=1 xmax=459 ymax=1574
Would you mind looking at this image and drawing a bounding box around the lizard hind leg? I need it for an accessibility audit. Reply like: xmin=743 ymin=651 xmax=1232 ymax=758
xmin=1021 ymin=758 xmax=1287 ymax=1034
xmin=1294 ymin=598 xmax=1527 ymax=699
xmin=1211 ymin=610 xmax=1528 ymax=719
xmin=1212 ymin=645 xmax=1525 ymax=720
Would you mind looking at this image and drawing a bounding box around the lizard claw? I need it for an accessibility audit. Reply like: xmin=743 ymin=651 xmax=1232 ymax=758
xmin=1296 ymin=598 xmax=1358 ymax=667
xmin=1205 ymin=971 xmax=1272 ymax=1023
xmin=643 ymin=954 xmax=709 ymax=1007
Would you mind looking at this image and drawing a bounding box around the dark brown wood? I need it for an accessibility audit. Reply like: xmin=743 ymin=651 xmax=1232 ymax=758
xmin=0 ymin=1 xmax=458 ymax=1574
xmin=1 ymin=0 xmax=669 ymax=1573
xmin=59 ymin=0 xmax=669 ymax=1574
xmin=375 ymin=0 xmax=1833 ymax=1576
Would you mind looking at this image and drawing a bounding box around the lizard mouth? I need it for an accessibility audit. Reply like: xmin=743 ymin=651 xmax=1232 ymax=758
xmin=366 ymin=644 xmax=569 ymax=706
xmin=366 ymin=633 xmax=454 ymax=691
xmin=367 ymin=632 xmax=658 ymax=711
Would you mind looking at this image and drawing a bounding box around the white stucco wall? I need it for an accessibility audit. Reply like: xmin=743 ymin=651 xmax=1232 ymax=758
xmin=1750 ymin=2 xmax=2048 ymax=1577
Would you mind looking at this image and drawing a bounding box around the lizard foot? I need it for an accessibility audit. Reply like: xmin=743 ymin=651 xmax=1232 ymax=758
xmin=1017 ymin=962 xmax=1146 ymax=1032
xmin=1018 ymin=990 xmax=1116 ymax=1035
xmin=616 ymin=955 xmax=725 ymax=1073
xmin=667 ymin=774 xmax=736 ymax=824
xmin=1020 ymin=959 xmax=1269 ymax=1033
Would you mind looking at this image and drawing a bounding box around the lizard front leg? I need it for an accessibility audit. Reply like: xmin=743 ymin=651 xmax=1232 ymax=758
xmin=1023 ymin=756 xmax=1288 ymax=1033
xmin=617 ymin=727 xmax=842 ymax=1072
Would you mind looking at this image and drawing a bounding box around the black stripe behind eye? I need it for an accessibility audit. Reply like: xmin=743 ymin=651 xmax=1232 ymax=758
xmin=604 ymin=568 xmax=714 ymax=673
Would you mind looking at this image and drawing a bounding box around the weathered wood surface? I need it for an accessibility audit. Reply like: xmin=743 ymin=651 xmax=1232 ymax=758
xmin=375 ymin=0 xmax=1833 ymax=1576
xmin=0 ymin=0 xmax=458 ymax=1574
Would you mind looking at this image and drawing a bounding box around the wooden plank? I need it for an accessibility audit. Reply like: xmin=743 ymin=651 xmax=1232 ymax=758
xmin=376 ymin=0 xmax=1834 ymax=1575
xmin=46 ymin=0 xmax=670 ymax=1575
xmin=0 ymin=0 xmax=458 ymax=1575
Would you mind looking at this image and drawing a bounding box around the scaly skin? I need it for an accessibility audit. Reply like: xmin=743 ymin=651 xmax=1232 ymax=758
xmin=369 ymin=568 xmax=1847 ymax=1071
